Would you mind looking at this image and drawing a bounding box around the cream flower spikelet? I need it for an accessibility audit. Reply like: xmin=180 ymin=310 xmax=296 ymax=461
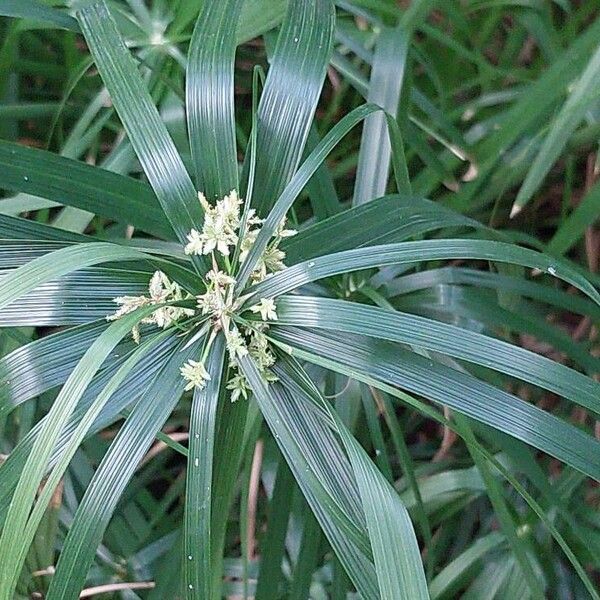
xmin=250 ymin=298 xmax=278 ymax=321
xmin=107 ymin=270 xmax=194 ymax=342
xmin=184 ymin=191 xmax=241 ymax=257
xmin=181 ymin=359 xmax=212 ymax=391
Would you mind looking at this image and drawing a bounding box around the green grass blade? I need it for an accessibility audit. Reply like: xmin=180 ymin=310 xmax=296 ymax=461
xmin=253 ymin=239 xmax=600 ymax=306
xmin=0 ymin=242 xmax=150 ymax=311
xmin=281 ymin=195 xmax=481 ymax=264
xmin=0 ymin=336 xmax=177 ymax=524
xmin=547 ymin=178 xmax=600 ymax=256
xmin=277 ymin=296 xmax=600 ymax=415
xmin=429 ymin=533 xmax=506 ymax=599
xmin=17 ymin=331 xmax=171 ymax=594
xmin=254 ymin=460 xmax=295 ymax=600
xmin=237 ymin=103 xmax=382 ymax=288
xmin=270 ymin=328 xmax=600 ymax=482
xmin=186 ymin=0 xmax=243 ymax=198
xmin=353 ymin=27 xmax=409 ymax=205
xmin=344 ymin=435 xmax=429 ymax=599
xmin=0 ymin=307 xmax=156 ymax=599
xmin=76 ymin=0 xmax=203 ymax=247
xmin=512 ymin=42 xmax=600 ymax=215
xmin=0 ymin=0 xmax=79 ymax=31
xmin=459 ymin=419 xmax=545 ymax=599
xmin=0 ymin=321 xmax=108 ymax=418
xmin=248 ymin=0 xmax=335 ymax=215
xmin=0 ymin=141 xmax=173 ymax=239
xmin=184 ymin=335 xmax=225 ymax=599
xmin=239 ymin=356 xmax=381 ymax=598
xmin=281 ymin=358 xmax=429 ymax=599
xmin=46 ymin=338 xmax=198 ymax=600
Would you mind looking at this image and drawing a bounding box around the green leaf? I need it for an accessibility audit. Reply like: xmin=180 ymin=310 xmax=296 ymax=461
xmin=0 ymin=272 xmax=147 ymax=327
xmin=0 ymin=321 xmax=109 ymax=418
xmin=276 ymin=296 xmax=600 ymax=416
xmin=547 ymin=178 xmax=600 ymax=256
xmin=253 ymin=239 xmax=600 ymax=307
xmin=460 ymin=418 xmax=545 ymax=599
xmin=186 ymin=0 xmax=243 ymax=198
xmin=281 ymin=195 xmax=483 ymax=265
xmin=344 ymin=434 xmax=429 ymax=599
xmin=239 ymin=355 xmax=380 ymax=598
xmin=46 ymin=337 xmax=198 ymax=600
xmin=281 ymin=358 xmax=429 ymax=599
xmin=0 ymin=0 xmax=79 ymax=31
xmin=353 ymin=27 xmax=409 ymax=205
xmin=385 ymin=266 xmax=600 ymax=320
xmin=512 ymin=42 xmax=600 ymax=215
xmin=270 ymin=328 xmax=600 ymax=482
xmin=0 ymin=141 xmax=173 ymax=239
xmin=0 ymin=335 xmax=177 ymax=525
xmin=0 ymin=307 xmax=156 ymax=598
xmin=254 ymin=459 xmax=295 ymax=600
xmin=238 ymin=103 xmax=385 ymax=288
xmin=19 ymin=331 xmax=172 ymax=597
xmin=0 ymin=242 xmax=151 ymax=311
xmin=248 ymin=0 xmax=335 ymax=215
xmin=76 ymin=1 xmax=203 ymax=249
xmin=184 ymin=335 xmax=225 ymax=599
xmin=429 ymin=533 xmax=506 ymax=599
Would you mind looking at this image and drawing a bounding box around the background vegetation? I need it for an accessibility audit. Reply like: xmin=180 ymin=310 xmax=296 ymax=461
xmin=1 ymin=0 xmax=600 ymax=598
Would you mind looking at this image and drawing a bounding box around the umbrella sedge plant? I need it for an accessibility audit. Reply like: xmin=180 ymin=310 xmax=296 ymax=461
xmin=0 ymin=1 xmax=599 ymax=599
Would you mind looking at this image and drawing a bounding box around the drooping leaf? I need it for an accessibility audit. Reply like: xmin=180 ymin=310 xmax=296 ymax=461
xmin=277 ymin=295 xmax=600 ymax=415
xmin=46 ymin=337 xmax=198 ymax=599
xmin=271 ymin=327 xmax=600 ymax=482
xmin=253 ymin=239 xmax=600 ymax=307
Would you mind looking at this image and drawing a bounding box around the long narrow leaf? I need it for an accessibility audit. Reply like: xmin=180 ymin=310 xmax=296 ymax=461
xmin=184 ymin=335 xmax=225 ymax=599
xmin=76 ymin=1 xmax=203 ymax=247
xmin=186 ymin=0 xmax=243 ymax=197
xmin=252 ymin=239 xmax=600 ymax=306
xmin=277 ymin=296 xmax=600 ymax=415
xmin=270 ymin=328 xmax=600 ymax=482
xmin=248 ymin=0 xmax=335 ymax=215
xmin=46 ymin=338 xmax=198 ymax=599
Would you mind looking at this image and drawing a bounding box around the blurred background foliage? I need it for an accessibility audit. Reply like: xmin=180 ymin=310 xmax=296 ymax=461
xmin=1 ymin=0 xmax=600 ymax=598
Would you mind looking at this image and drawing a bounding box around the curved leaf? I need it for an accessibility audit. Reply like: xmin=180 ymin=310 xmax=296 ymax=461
xmin=0 ymin=335 xmax=177 ymax=524
xmin=239 ymin=356 xmax=380 ymax=598
xmin=277 ymin=296 xmax=600 ymax=415
xmin=0 ymin=242 xmax=153 ymax=311
xmin=252 ymin=239 xmax=600 ymax=306
xmin=186 ymin=0 xmax=243 ymax=197
xmin=281 ymin=195 xmax=483 ymax=265
xmin=270 ymin=327 xmax=600 ymax=482
xmin=46 ymin=337 xmax=197 ymax=600
xmin=76 ymin=1 xmax=203 ymax=249
xmin=0 ymin=307 xmax=157 ymax=598
xmin=248 ymin=0 xmax=335 ymax=215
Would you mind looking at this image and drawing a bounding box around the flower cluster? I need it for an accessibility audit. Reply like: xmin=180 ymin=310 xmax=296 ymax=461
xmin=180 ymin=190 xmax=295 ymax=398
xmin=109 ymin=189 xmax=293 ymax=401
xmin=182 ymin=265 xmax=279 ymax=400
xmin=184 ymin=190 xmax=296 ymax=283
xmin=107 ymin=271 xmax=194 ymax=343
xmin=184 ymin=191 xmax=249 ymax=256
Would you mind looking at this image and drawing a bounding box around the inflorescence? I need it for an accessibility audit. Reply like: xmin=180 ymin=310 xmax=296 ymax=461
xmin=107 ymin=190 xmax=296 ymax=401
